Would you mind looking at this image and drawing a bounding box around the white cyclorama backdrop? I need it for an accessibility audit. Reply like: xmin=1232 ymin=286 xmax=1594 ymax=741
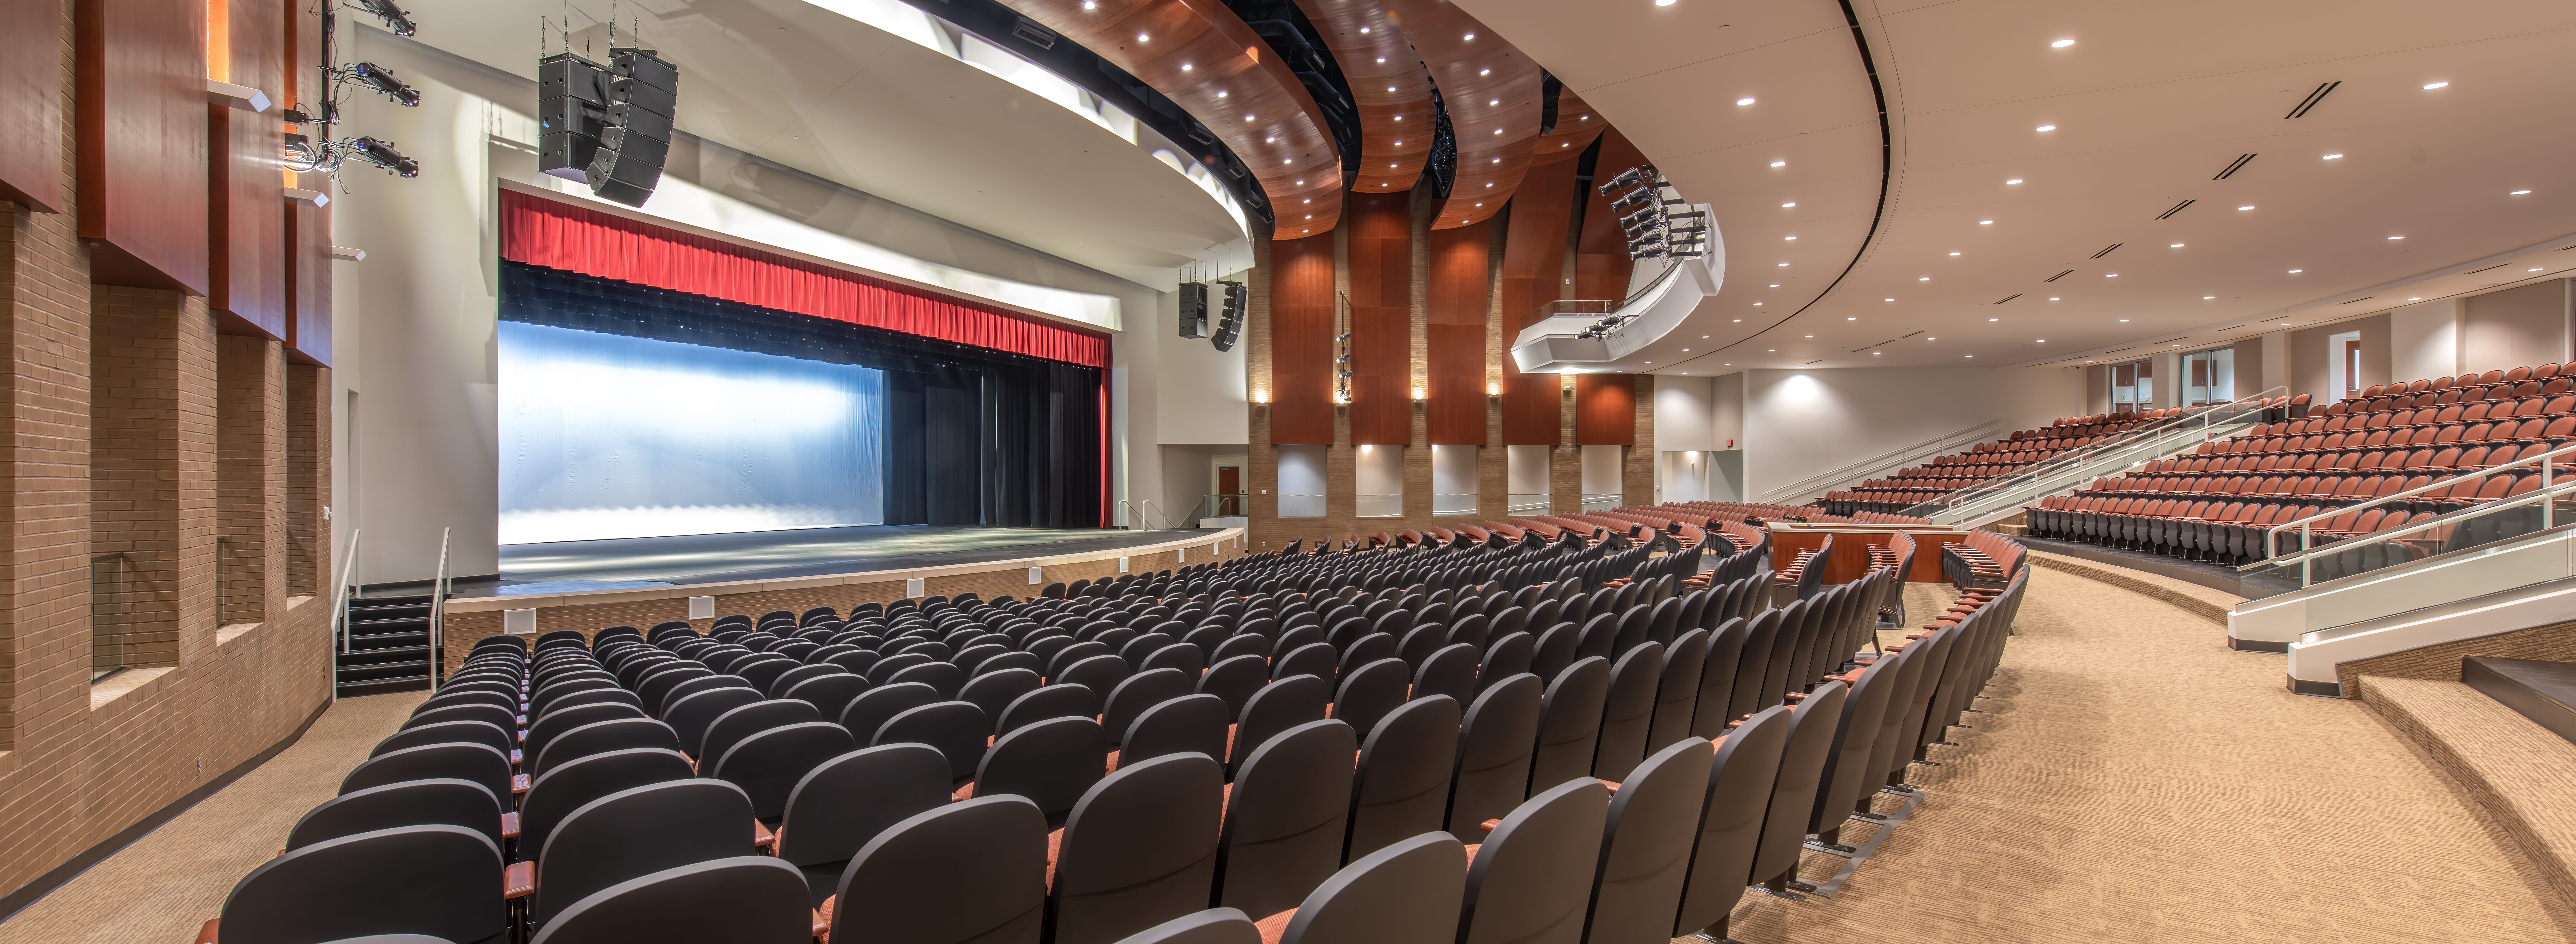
xmin=499 ymin=322 xmax=887 ymax=543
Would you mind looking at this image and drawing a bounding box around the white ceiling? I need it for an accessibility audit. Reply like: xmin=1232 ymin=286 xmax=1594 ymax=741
xmin=409 ymin=0 xmax=1245 ymax=289
xmin=1455 ymin=0 xmax=2576 ymax=375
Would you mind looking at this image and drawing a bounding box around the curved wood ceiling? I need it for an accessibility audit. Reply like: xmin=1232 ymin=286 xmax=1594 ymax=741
xmin=1381 ymin=0 xmax=1544 ymax=229
xmin=1003 ymin=0 xmax=1347 ymax=234
xmin=1292 ymin=0 xmax=1437 ymax=194
xmin=1532 ymin=87 xmax=1604 ymax=166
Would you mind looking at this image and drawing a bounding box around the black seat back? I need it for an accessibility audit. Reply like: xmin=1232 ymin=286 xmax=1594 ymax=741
xmin=973 ymin=716 xmax=1107 ymax=827
xmin=1344 ymin=695 xmax=1460 ymax=863
xmin=520 ymin=748 xmax=695 ymax=855
xmin=534 ymin=779 xmax=757 ymax=927
xmin=217 ymin=825 xmax=504 ymax=944
xmin=1047 ymin=753 xmax=1225 ymax=944
xmin=1456 ymin=779 xmax=1608 ymax=944
xmin=832 ymin=796 xmax=1049 ymax=944
xmin=1446 ymin=673 xmax=1541 ymax=839
xmin=1215 ymin=719 xmax=1357 ymax=920
xmin=285 ymin=778 xmax=503 ymax=852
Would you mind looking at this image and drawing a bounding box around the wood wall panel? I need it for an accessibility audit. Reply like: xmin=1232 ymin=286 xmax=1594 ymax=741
xmin=1574 ymin=372 xmax=1634 ymax=445
xmin=1500 ymin=159 xmax=1576 ymax=444
xmin=1426 ymin=218 xmax=1487 ymax=444
xmin=1380 ymin=0 xmax=1541 ymax=230
xmin=77 ymin=0 xmax=208 ymax=293
xmin=1348 ymin=190 xmax=1410 ymax=445
xmin=209 ymin=0 xmax=283 ymax=337
xmin=284 ymin=202 xmax=329 ymax=365
xmin=1 ymin=0 xmax=65 ymax=211
xmin=1291 ymin=0 xmax=1433 ymax=193
xmin=1573 ymin=128 xmax=1645 ymax=303
xmin=1271 ymin=232 xmax=1336 ymax=444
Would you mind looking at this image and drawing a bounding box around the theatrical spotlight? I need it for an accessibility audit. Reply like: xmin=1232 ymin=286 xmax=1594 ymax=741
xmin=348 ymin=62 xmax=421 ymax=107
xmin=347 ymin=137 xmax=420 ymax=177
xmin=349 ymin=0 xmax=416 ymax=36
xmin=1596 ymin=164 xmax=1655 ymax=196
xmin=283 ymin=133 xmax=319 ymax=172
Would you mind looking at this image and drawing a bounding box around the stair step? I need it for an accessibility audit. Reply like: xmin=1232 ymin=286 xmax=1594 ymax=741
xmin=339 ymin=646 xmax=429 ymax=666
xmin=2463 ymin=656 xmax=2576 ymax=747
xmin=346 ymin=634 xmax=429 ymax=651
xmin=338 ymin=659 xmax=431 ymax=682
xmin=337 ymin=677 xmax=434 ymax=697
xmin=350 ymin=617 xmax=431 ymax=630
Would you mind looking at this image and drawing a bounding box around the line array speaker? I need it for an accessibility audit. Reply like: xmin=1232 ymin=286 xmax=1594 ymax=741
xmin=537 ymin=53 xmax=611 ymax=182
xmin=584 ymin=47 xmax=679 ymax=207
xmin=1178 ymin=282 xmax=1210 ymax=338
xmin=1212 ymin=280 xmax=1245 ymax=352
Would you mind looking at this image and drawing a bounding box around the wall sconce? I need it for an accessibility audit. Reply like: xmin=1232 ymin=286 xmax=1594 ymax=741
xmin=1411 ymin=388 xmax=1426 ymax=401
xmin=1486 ymin=382 xmax=1501 ymax=397
xmin=1251 ymin=389 xmax=1270 ymax=404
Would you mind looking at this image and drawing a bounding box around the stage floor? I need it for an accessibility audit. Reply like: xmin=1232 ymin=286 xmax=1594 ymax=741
xmin=490 ymin=525 xmax=1225 ymax=593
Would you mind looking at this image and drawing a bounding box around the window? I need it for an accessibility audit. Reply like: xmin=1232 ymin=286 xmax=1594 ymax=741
xmin=2108 ymin=358 xmax=2153 ymax=414
xmin=2180 ymin=347 xmax=2234 ymax=406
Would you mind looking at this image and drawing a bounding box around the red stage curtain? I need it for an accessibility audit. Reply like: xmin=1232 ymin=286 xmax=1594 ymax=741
xmin=499 ymin=190 xmax=1110 ymax=368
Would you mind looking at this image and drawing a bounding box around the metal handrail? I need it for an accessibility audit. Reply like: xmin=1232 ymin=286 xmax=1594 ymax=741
xmin=2235 ymin=478 xmax=2576 ymax=587
xmin=1757 ymin=417 xmax=2007 ymax=503
xmin=1139 ymin=499 xmax=1170 ymax=530
xmin=2238 ymin=439 xmax=2576 ymax=574
xmin=332 ymin=529 xmax=361 ymax=657
xmin=430 ymin=526 xmax=452 ymax=686
xmin=1909 ymin=386 xmax=2287 ymax=520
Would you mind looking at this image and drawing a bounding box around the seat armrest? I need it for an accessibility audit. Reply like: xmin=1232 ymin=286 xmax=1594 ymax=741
xmin=504 ymin=861 xmax=535 ymax=899
xmin=500 ymin=811 xmax=520 ymax=840
xmin=1479 ymin=818 xmax=1502 ymax=833
xmin=754 ymin=820 xmax=775 ymax=850
xmin=194 ymin=919 xmax=219 ymax=944
xmin=511 ymin=773 xmax=529 ymax=795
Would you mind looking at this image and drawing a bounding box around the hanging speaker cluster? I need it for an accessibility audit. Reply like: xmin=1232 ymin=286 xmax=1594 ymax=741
xmin=1177 ymin=282 xmax=1211 ymax=339
xmin=588 ymin=47 xmax=678 ymax=207
xmin=1212 ymin=281 xmax=1245 ymax=352
xmin=537 ymin=52 xmax=612 ymax=182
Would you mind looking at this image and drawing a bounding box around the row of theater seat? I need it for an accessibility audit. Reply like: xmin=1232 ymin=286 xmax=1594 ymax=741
xmin=197 ymin=520 xmax=2029 ymax=944
xmin=2020 ymin=361 xmax=2576 ymax=577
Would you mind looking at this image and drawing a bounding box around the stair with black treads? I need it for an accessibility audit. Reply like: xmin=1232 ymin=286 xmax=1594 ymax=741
xmin=2463 ymin=656 xmax=2576 ymax=747
xmin=336 ymin=594 xmax=437 ymax=697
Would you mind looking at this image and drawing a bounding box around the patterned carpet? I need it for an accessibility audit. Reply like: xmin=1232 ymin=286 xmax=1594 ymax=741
xmin=3 ymin=569 xmax=2566 ymax=943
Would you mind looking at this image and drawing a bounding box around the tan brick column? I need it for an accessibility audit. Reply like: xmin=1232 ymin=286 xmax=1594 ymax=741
xmin=0 ymin=194 xmax=93 ymax=752
xmin=1626 ymin=375 xmax=1656 ymax=508
xmin=91 ymin=289 xmax=218 ymax=668
xmin=285 ymin=363 xmax=329 ymax=596
xmin=1551 ymin=375 xmax=1580 ymax=513
xmin=217 ymin=334 xmax=285 ymax=624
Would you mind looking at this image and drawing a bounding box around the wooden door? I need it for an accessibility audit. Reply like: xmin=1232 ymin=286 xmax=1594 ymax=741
xmin=1216 ymin=466 xmax=1242 ymax=516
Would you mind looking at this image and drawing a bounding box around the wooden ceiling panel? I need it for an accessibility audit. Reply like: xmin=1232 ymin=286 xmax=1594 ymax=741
xmin=1005 ymin=0 xmax=1345 ymax=233
xmin=1292 ymin=0 xmax=1436 ymax=193
xmin=1382 ymin=0 xmax=1542 ymax=229
xmin=1532 ymin=87 xmax=1604 ymax=166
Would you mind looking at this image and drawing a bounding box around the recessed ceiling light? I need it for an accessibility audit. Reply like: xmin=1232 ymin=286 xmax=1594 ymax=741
xmin=1245 ymin=114 xmax=1256 ymax=120
xmin=2171 ymin=343 xmax=2180 ymax=347
xmin=1681 ymin=348 xmax=1690 ymax=351
xmin=1464 ymin=32 xmax=1474 ymax=39
xmin=2048 ymin=297 xmax=2059 ymax=301
xmin=1138 ymin=32 xmax=1149 ymax=41
xmin=2119 ymin=318 xmax=2129 ymax=322
xmin=1656 ymin=0 xmax=1677 ymax=6
xmin=2006 ymin=178 xmax=2023 ymax=185
xmin=1886 ymin=298 xmax=1895 ymax=302
xmin=1979 ymin=220 xmax=1994 ymax=225
xmin=1488 ymin=99 xmax=1498 ymax=106
xmin=1949 ymin=251 xmax=1961 ymax=256
xmin=1777 ymin=262 xmax=1789 ymax=266
xmin=1493 ymin=129 xmax=1502 ymax=134
xmin=2323 ymin=153 xmax=2343 ymax=160
xmin=1988 ymin=317 xmax=1998 ymax=321
xmin=1702 ymin=336 xmax=1710 ymax=339
xmin=1480 ymin=69 xmax=1490 ymax=76
xmin=1784 ymin=235 xmax=1797 ymax=240
xmin=2532 ymin=268 xmax=2546 ymax=272
xmin=2281 ymin=322 xmax=2292 ymax=326
xmin=1874 ymin=351 xmax=1881 ymax=355
xmin=2105 ymin=273 xmax=2117 ymax=277
xmin=2169 ymin=243 xmax=2184 ymax=248
xmin=2202 ymin=296 xmax=2214 ymax=299
xmin=2036 ymin=124 xmax=2056 ymax=132
xmin=1804 ymin=335 xmax=1813 ymax=338
xmin=1770 ymin=161 xmax=1786 ymax=167
xmin=1737 ymin=97 xmax=1757 ymax=106
xmin=1781 ymin=202 xmax=1797 ymax=208
xmin=1376 ymin=57 xmax=1385 ymax=63
xmin=2387 ymin=235 xmax=2404 ymax=240
xmin=1217 ymin=91 xmax=1228 ymax=97
xmin=2408 ymin=297 xmax=2421 ymax=301
xmin=2051 ymin=38 xmax=2075 ymax=48
xmin=2422 ymin=81 xmax=2448 ymax=90
xmin=1846 ymin=317 xmax=1856 ymax=320
xmin=2239 ymin=205 xmax=2255 ymax=211
xmin=1359 ymin=26 xmax=1369 ymax=32
xmin=1769 ymin=284 xmax=1779 ymax=288
xmin=2512 ymin=190 xmax=2533 ymax=196
xmin=1733 ymin=320 xmax=1741 ymax=322
xmin=1753 ymin=302 xmax=1763 ymax=306
xmin=2288 ymin=269 xmax=2303 ymax=274
xmin=1491 ymin=158 xmax=1500 ymax=163
xmin=1181 ymin=63 xmax=1193 ymax=71
xmin=2036 ymin=339 xmax=2046 ymax=343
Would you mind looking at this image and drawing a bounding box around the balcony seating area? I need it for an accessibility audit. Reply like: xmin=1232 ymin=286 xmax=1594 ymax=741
xmin=1817 ymin=412 xmax=2163 ymax=515
xmin=193 ymin=510 xmax=2029 ymax=944
xmin=2023 ymin=362 xmax=2572 ymax=579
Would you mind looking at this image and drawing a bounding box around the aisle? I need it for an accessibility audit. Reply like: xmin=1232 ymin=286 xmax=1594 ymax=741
xmin=1711 ymin=568 xmax=2576 ymax=942
xmin=0 ymin=692 xmax=423 ymax=944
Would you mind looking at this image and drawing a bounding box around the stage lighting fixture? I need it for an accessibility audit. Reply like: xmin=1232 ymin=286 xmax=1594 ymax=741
xmin=1620 ymin=206 xmax=1660 ymax=230
xmin=348 ymin=62 xmax=421 ymax=107
xmin=1178 ymin=281 xmax=1211 ymax=338
xmin=282 ymin=133 xmax=318 ymax=171
xmin=348 ymin=137 xmax=419 ymax=177
xmin=1597 ymin=165 xmax=1655 ymax=196
xmin=349 ymin=0 xmax=416 ymax=36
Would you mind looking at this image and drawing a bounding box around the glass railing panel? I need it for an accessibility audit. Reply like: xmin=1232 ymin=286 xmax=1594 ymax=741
xmin=1279 ymin=494 xmax=1325 ymax=518
xmin=1506 ymin=494 xmax=1549 ymax=515
xmin=1432 ymin=493 xmax=1476 ymax=516
xmin=1580 ymin=493 xmax=1621 ymax=512
xmin=2236 ymin=487 xmax=2576 ymax=606
xmin=1356 ymin=495 xmax=1402 ymax=518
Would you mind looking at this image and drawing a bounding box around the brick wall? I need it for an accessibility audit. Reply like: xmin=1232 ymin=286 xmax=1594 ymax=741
xmin=0 ymin=0 xmax=335 ymax=903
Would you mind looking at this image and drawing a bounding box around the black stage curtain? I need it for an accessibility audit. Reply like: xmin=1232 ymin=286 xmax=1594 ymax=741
xmin=500 ymin=261 xmax=1104 ymax=528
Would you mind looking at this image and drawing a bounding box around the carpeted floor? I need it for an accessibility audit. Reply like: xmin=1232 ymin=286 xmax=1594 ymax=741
xmin=0 ymin=690 xmax=426 ymax=944
xmin=4 ymin=570 xmax=2569 ymax=943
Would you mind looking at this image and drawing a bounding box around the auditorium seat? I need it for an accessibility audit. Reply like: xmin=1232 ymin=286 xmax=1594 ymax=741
xmin=1046 ymin=753 xmax=1225 ymax=944
xmin=1215 ymin=719 xmax=1357 ymax=919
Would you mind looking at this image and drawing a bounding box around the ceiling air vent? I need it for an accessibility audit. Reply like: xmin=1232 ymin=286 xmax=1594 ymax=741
xmin=2213 ymin=154 xmax=2257 ymax=179
xmin=1993 ymin=293 xmax=2021 ymax=304
xmin=2090 ymin=243 xmax=2123 ymax=259
xmin=2155 ymin=199 xmax=2196 ymax=220
xmin=1849 ymin=339 xmax=1900 ymax=352
xmin=1898 ymin=331 xmax=1925 ymax=339
xmin=2285 ymin=81 xmax=2340 ymax=119
xmin=2102 ymin=347 xmax=2135 ymax=355
xmin=2461 ymin=263 xmax=2510 ymax=275
xmin=2216 ymin=325 xmax=2245 ymax=332
xmin=1011 ymin=16 xmax=1057 ymax=49
xmin=2043 ymin=269 xmax=2075 ymax=282
xmin=1802 ymin=359 xmax=1824 ymax=365
xmin=2337 ymin=296 xmax=2376 ymax=304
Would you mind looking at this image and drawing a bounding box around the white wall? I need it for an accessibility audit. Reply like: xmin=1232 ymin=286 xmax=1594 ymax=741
xmin=2390 ymin=298 xmax=2462 ymax=381
xmin=1653 ymin=376 xmax=1715 ymax=452
xmin=339 ymin=28 xmax=1183 ymax=579
xmin=1431 ymin=445 xmax=1478 ymax=515
xmin=1580 ymin=446 xmax=1622 ymax=495
xmin=1658 ymin=451 xmax=1711 ymax=501
xmin=1157 ymin=272 xmax=1251 ymax=445
xmin=1277 ymin=445 xmax=1326 ymax=518
xmin=1737 ymin=365 xmax=2083 ymax=504
xmin=1506 ymin=445 xmax=1549 ymax=510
